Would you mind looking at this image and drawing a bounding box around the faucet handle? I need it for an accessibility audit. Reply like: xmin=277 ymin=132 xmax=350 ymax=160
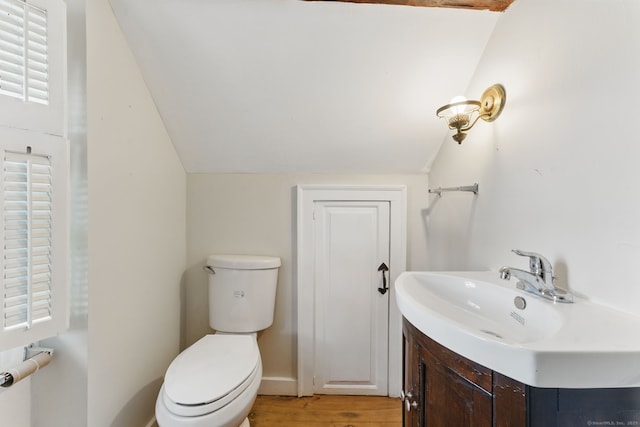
xmin=512 ymin=249 xmax=539 ymax=258
xmin=511 ymin=249 xmax=552 ymax=277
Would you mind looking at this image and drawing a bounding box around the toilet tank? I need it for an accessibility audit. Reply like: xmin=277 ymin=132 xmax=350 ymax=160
xmin=206 ymin=254 xmax=281 ymax=333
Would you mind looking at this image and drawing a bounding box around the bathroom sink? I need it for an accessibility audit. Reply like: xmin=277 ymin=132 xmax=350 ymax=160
xmin=395 ymin=271 xmax=640 ymax=388
xmin=399 ymin=271 xmax=562 ymax=345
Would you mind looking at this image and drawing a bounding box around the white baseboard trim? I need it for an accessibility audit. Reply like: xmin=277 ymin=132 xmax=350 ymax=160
xmin=144 ymin=416 xmax=157 ymax=427
xmin=258 ymin=376 xmax=297 ymax=396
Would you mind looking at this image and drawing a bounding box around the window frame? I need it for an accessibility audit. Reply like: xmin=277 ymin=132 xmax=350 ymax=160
xmin=0 ymin=0 xmax=68 ymax=351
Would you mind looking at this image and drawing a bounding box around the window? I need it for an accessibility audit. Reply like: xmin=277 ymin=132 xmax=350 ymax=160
xmin=3 ymin=151 xmax=54 ymax=329
xmin=0 ymin=0 xmax=67 ymax=352
xmin=0 ymin=0 xmax=50 ymax=105
xmin=0 ymin=0 xmax=66 ymax=137
xmin=0 ymin=130 xmax=68 ymax=351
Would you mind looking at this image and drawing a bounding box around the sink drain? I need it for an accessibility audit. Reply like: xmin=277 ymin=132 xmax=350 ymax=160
xmin=480 ymin=330 xmax=503 ymax=339
xmin=514 ymin=296 xmax=527 ymax=310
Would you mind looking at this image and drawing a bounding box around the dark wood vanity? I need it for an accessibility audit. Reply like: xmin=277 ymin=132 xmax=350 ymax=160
xmin=402 ymin=318 xmax=640 ymax=427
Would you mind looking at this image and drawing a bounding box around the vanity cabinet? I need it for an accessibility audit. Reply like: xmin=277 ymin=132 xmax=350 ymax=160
xmin=402 ymin=318 xmax=523 ymax=426
xmin=402 ymin=317 xmax=640 ymax=427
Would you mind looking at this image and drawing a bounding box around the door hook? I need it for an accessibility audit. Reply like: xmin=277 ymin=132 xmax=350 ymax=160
xmin=378 ymin=262 xmax=389 ymax=295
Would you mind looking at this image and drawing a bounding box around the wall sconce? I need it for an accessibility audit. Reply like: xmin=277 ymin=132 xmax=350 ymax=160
xmin=436 ymin=84 xmax=506 ymax=144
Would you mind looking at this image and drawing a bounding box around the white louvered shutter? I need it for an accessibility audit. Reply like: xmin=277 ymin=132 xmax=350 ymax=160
xmin=0 ymin=128 xmax=68 ymax=351
xmin=0 ymin=0 xmax=65 ymax=136
xmin=0 ymin=0 xmax=49 ymax=105
xmin=3 ymin=151 xmax=53 ymax=330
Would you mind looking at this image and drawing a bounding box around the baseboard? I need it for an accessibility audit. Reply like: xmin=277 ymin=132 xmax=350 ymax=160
xmin=144 ymin=416 xmax=157 ymax=427
xmin=258 ymin=376 xmax=297 ymax=396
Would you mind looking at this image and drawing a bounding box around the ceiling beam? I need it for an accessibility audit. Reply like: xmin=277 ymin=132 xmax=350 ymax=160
xmin=303 ymin=0 xmax=515 ymax=12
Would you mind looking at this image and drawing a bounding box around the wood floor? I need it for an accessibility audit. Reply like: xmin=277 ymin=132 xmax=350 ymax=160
xmin=248 ymin=395 xmax=402 ymax=427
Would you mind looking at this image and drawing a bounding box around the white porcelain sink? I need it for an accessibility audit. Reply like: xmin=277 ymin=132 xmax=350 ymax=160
xmin=395 ymin=271 xmax=640 ymax=388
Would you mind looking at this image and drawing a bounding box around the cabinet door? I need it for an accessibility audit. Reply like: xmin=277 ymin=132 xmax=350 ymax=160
xmin=403 ymin=319 xmax=493 ymax=427
xmin=494 ymin=373 xmax=527 ymax=427
xmin=423 ymin=358 xmax=492 ymax=427
xmin=403 ymin=333 xmax=421 ymax=426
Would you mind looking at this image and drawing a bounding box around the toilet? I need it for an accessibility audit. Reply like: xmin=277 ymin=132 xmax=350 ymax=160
xmin=156 ymin=254 xmax=281 ymax=427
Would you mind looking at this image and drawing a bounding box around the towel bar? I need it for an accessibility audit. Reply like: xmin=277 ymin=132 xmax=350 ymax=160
xmin=428 ymin=183 xmax=479 ymax=196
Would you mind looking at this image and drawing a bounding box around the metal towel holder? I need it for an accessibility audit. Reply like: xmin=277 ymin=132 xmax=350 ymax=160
xmin=428 ymin=183 xmax=479 ymax=197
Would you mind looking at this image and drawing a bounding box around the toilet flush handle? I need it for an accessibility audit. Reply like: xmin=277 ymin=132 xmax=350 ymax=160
xmin=203 ymin=265 xmax=215 ymax=274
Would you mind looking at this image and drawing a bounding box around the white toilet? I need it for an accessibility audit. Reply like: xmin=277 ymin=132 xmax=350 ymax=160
xmin=156 ymin=254 xmax=281 ymax=427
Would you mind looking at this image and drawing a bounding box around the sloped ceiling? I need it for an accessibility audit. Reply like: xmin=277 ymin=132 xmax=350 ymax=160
xmin=108 ymin=0 xmax=501 ymax=173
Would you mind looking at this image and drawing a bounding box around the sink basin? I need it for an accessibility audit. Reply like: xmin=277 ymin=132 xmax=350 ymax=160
xmin=401 ymin=271 xmax=563 ymax=344
xmin=395 ymin=271 xmax=640 ymax=388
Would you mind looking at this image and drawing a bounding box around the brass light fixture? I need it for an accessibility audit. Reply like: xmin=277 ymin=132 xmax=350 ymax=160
xmin=436 ymin=84 xmax=506 ymax=144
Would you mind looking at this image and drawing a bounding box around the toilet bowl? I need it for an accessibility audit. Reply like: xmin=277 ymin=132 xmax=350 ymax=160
xmin=156 ymin=334 xmax=261 ymax=427
xmin=155 ymin=254 xmax=281 ymax=427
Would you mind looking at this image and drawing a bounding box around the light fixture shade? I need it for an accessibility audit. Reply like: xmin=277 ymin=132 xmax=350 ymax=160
xmin=436 ymin=98 xmax=481 ymax=120
xmin=436 ymin=84 xmax=506 ymax=144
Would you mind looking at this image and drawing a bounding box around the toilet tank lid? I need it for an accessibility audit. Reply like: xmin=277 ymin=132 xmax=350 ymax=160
xmin=207 ymin=254 xmax=281 ymax=270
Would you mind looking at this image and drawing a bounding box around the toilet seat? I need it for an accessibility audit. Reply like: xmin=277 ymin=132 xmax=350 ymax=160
xmin=162 ymin=334 xmax=260 ymax=417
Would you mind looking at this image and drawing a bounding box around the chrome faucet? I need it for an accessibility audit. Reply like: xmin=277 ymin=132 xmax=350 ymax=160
xmin=499 ymin=249 xmax=573 ymax=303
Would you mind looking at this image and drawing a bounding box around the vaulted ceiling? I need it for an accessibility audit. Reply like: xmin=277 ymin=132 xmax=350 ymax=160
xmin=109 ymin=0 xmax=506 ymax=173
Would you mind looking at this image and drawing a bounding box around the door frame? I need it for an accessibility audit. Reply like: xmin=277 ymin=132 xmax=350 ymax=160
xmin=296 ymin=185 xmax=407 ymax=397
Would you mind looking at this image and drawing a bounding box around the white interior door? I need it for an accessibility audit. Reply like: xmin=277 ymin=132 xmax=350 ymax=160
xmin=313 ymin=201 xmax=390 ymax=395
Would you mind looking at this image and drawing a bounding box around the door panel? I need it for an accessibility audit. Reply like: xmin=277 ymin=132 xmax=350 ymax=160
xmin=313 ymin=201 xmax=390 ymax=395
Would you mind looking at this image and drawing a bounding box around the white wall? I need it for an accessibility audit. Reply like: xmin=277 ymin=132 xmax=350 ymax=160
xmin=86 ymin=0 xmax=186 ymax=425
xmin=428 ymin=0 xmax=640 ymax=316
xmin=32 ymin=0 xmax=89 ymax=425
xmin=0 ymin=348 xmax=31 ymax=425
xmin=186 ymin=173 xmax=429 ymax=393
